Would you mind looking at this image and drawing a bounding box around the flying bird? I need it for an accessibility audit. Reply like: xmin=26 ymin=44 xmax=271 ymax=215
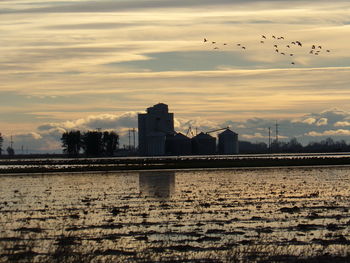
xmin=212 ymin=41 xmax=216 ymax=44
xmin=272 ymin=35 xmax=276 ymax=39
xmin=214 ymin=47 xmax=219 ymax=49
xmin=290 ymin=54 xmax=293 ymax=56
xmin=312 ymin=45 xmax=316 ymax=49
xmin=274 ymin=44 xmax=278 ymax=48
xmin=204 ymin=38 xmax=208 ymax=42
xmin=318 ymin=46 xmax=322 ymax=49
xmin=326 ymin=50 xmax=330 ymax=52
xmin=281 ymin=52 xmax=285 ymax=55
xmin=262 ymin=35 xmax=266 ymax=39
xmin=242 ymin=46 xmax=246 ymax=49
xmin=286 ymin=45 xmax=290 ymax=48
xmin=237 ymin=43 xmax=241 ymax=46
xmin=291 ymin=62 xmax=295 ymax=65
xmin=260 ymin=41 xmax=264 ymax=43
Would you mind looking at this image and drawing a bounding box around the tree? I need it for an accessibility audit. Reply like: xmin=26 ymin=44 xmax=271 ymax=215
xmin=7 ymin=146 xmax=14 ymax=156
xmin=285 ymin=138 xmax=303 ymax=153
xmin=61 ymin=131 xmax=82 ymax=156
xmin=0 ymin=133 xmax=3 ymax=156
xmin=102 ymin=131 xmax=119 ymax=156
xmin=82 ymin=131 xmax=103 ymax=156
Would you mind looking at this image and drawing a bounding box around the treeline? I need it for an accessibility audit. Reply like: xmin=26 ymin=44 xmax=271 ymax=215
xmin=61 ymin=130 xmax=119 ymax=157
xmin=239 ymin=137 xmax=350 ymax=154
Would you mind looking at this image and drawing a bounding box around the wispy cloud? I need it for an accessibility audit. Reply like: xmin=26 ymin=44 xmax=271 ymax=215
xmin=1 ymin=0 xmax=350 ymax=152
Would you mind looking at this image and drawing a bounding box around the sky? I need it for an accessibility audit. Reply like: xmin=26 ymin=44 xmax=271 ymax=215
xmin=1 ymin=0 xmax=350 ymax=153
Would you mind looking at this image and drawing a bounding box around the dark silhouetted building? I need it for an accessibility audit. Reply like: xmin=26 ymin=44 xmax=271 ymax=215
xmin=138 ymin=103 xmax=175 ymax=156
xmin=218 ymin=128 xmax=239 ymax=154
xmin=191 ymin=132 xmax=216 ymax=155
xmin=138 ymin=103 xmax=239 ymax=156
xmin=166 ymin=132 xmax=192 ymax=155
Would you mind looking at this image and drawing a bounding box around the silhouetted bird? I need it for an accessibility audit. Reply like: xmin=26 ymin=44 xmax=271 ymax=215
xmin=310 ymin=50 xmax=314 ymax=54
xmin=223 ymin=43 xmax=227 ymax=45
xmin=274 ymin=44 xmax=278 ymax=48
xmin=272 ymin=35 xmax=276 ymax=39
xmin=286 ymin=45 xmax=290 ymax=48
xmin=326 ymin=50 xmax=330 ymax=52
xmin=291 ymin=42 xmax=296 ymax=45
xmin=275 ymin=49 xmax=279 ymax=53
xmin=312 ymin=45 xmax=316 ymax=49
xmin=242 ymin=46 xmax=246 ymax=49
xmin=212 ymin=41 xmax=216 ymax=44
xmin=296 ymin=41 xmax=302 ymax=47
xmin=260 ymin=41 xmax=264 ymax=43
xmin=214 ymin=47 xmax=219 ymax=49
xmin=290 ymin=54 xmax=293 ymax=56
xmin=318 ymin=46 xmax=322 ymax=49
xmin=291 ymin=62 xmax=295 ymax=65
xmin=262 ymin=35 xmax=266 ymax=39
xmin=204 ymin=38 xmax=208 ymax=42
xmin=281 ymin=52 xmax=285 ymax=55
xmin=237 ymin=44 xmax=241 ymax=46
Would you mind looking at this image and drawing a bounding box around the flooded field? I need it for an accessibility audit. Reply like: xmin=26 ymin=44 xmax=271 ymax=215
xmin=0 ymin=166 xmax=349 ymax=262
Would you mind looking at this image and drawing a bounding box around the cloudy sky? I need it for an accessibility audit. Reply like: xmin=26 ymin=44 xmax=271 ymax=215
xmin=1 ymin=0 xmax=350 ymax=153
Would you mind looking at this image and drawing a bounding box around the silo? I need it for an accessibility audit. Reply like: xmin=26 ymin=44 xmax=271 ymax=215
xmin=218 ymin=129 xmax=239 ymax=154
xmin=166 ymin=132 xmax=192 ymax=155
xmin=191 ymin=132 xmax=216 ymax=155
xmin=146 ymin=132 xmax=166 ymax=156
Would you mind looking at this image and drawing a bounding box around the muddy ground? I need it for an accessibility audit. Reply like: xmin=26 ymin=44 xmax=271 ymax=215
xmin=0 ymin=166 xmax=349 ymax=262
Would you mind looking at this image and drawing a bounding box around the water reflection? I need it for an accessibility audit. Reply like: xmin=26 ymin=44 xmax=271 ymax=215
xmin=139 ymin=171 xmax=175 ymax=198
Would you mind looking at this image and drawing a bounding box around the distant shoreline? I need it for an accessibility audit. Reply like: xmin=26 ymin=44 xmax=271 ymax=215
xmin=1 ymin=154 xmax=350 ymax=174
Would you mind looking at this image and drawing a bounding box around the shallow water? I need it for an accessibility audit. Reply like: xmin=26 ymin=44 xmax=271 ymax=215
xmin=0 ymin=166 xmax=349 ymax=261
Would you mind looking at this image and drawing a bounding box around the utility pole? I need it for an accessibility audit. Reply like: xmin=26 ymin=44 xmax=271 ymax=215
xmin=275 ymin=121 xmax=279 ymax=143
xmin=10 ymin=135 xmax=13 ymax=148
xmin=128 ymin=129 xmax=131 ymax=150
xmin=268 ymin=127 xmax=271 ymax=151
xmin=132 ymin=128 xmax=136 ymax=150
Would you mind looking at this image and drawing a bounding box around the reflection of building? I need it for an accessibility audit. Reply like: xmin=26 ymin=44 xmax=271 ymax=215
xmin=218 ymin=129 xmax=239 ymax=154
xmin=139 ymin=171 xmax=175 ymax=198
xmin=138 ymin=103 xmax=175 ymax=156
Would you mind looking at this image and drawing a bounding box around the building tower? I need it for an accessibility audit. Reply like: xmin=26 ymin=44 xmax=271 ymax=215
xmin=138 ymin=103 xmax=175 ymax=156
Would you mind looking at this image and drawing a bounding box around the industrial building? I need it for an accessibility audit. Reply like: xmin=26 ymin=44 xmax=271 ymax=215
xmin=138 ymin=103 xmax=175 ymax=156
xmin=218 ymin=129 xmax=239 ymax=154
xmin=166 ymin=133 xmax=192 ymax=155
xmin=138 ymin=103 xmax=239 ymax=156
xmin=191 ymin=132 xmax=216 ymax=155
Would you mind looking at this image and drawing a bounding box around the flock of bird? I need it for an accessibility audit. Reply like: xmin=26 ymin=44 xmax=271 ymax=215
xmin=203 ymin=34 xmax=331 ymax=66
